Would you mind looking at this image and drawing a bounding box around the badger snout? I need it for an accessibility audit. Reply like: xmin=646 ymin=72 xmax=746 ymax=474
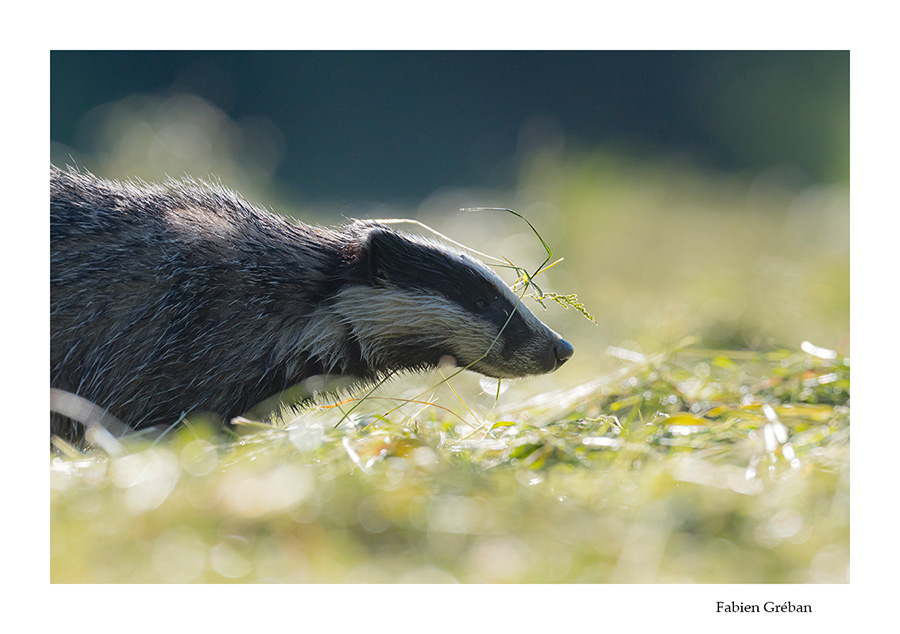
xmin=541 ymin=336 xmax=574 ymax=373
xmin=528 ymin=333 xmax=575 ymax=375
xmin=553 ymin=338 xmax=574 ymax=369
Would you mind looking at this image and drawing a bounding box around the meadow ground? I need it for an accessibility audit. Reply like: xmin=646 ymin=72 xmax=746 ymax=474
xmin=50 ymin=151 xmax=849 ymax=583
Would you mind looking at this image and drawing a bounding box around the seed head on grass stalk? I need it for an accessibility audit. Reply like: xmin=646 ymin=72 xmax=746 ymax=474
xmin=462 ymin=208 xmax=596 ymax=324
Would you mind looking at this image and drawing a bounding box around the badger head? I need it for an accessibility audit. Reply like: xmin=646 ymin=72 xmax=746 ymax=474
xmin=327 ymin=224 xmax=574 ymax=380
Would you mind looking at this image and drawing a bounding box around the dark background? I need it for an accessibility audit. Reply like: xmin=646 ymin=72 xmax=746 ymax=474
xmin=50 ymin=51 xmax=849 ymax=204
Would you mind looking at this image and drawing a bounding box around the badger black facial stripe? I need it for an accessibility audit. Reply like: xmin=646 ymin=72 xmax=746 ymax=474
xmin=368 ymin=229 xmax=550 ymax=339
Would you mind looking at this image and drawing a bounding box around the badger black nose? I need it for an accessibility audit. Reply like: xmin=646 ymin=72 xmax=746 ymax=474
xmin=554 ymin=338 xmax=574 ymax=367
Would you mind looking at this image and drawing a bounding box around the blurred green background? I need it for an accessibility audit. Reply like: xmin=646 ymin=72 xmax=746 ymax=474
xmin=51 ymin=51 xmax=849 ymax=199
xmin=50 ymin=51 xmax=850 ymax=584
xmin=50 ymin=51 xmax=849 ymax=376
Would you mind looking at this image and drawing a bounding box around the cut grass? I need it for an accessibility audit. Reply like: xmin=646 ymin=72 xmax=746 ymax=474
xmin=49 ymin=149 xmax=849 ymax=583
xmin=50 ymin=343 xmax=849 ymax=583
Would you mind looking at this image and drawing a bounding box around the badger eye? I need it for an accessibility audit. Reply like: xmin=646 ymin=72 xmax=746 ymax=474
xmin=474 ymin=298 xmax=488 ymax=311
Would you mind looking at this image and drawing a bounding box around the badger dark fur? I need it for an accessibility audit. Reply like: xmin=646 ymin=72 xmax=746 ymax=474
xmin=51 ymin=166 xmax=574 ymax=438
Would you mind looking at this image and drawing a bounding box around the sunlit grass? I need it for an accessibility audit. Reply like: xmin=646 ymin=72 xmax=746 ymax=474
xmin=51 ymin=101 xmax=849 ymax=583
xmin=51 ymin=341 xmax=849 ymax=583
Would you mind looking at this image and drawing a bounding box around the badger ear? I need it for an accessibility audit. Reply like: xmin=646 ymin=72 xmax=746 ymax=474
xmin=362 ymin=227 xmax=400 ymax=287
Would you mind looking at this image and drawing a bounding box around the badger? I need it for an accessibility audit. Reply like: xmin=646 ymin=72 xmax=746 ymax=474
xmin=50 ymin=166 xmax=573 ymax=440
